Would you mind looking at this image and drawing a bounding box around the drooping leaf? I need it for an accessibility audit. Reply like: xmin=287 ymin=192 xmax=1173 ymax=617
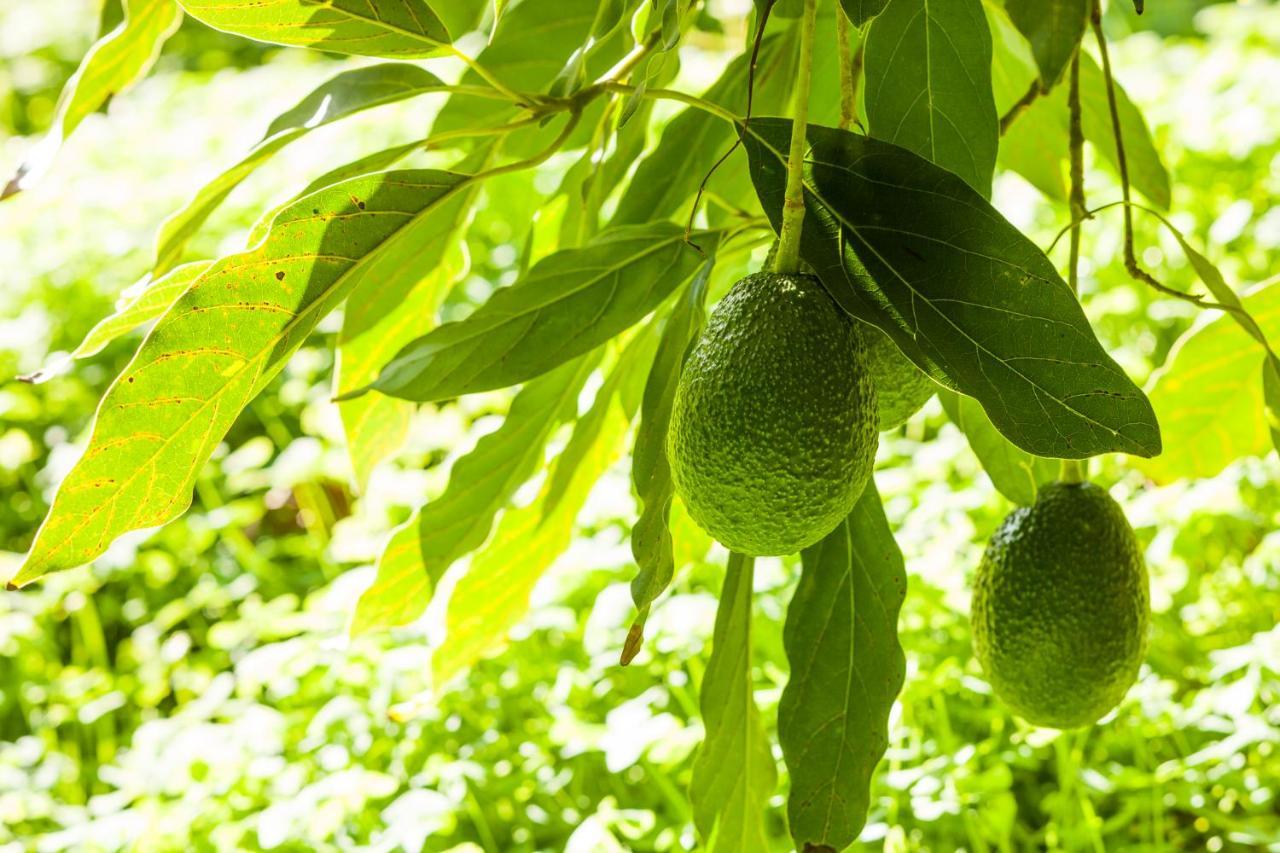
xmin=938 ymin=389 xmax=1057 ymax=505
xmin=839 ymin=0 xmax=890 ymax=27
xmin=690 ymin=553 xmax=776 ymax=853
xmin=1138 ymin=278 xmax=1280 ymax=483
xmin=779 ymin=481 xmax=906 ymax=853
xmin=431 ymin=337 xmax=651 ymax=684
xmin=177 ymin=0 xmax=452 ymax=58
xmin=23 ymin=261 xmax=212 ymax=383
xmin=1264 ymin=357 xmax=1280 ymax=456
xmin=154 ymin=64 xmax=455 ymax=273
xmin=350 ymin=352 xmax=601 ymax=635
xmin=864 ymin=0 xmax=999 ymax=196
xmin=368 ymin=223 xmax=711 ymax=403
xmin=628 ymin=255 xmax=714 ymax=635
xmin=1077 ymin=53 xmax=1171 ymax=210
xmin=741 ymin=118 xmax=1160 ymax=459
xmin=3 ymin=0 xmax=181 ymax=199
xmin=11 ymin=170 xmax=474 ymax=587
xmin=1005 ymin=0 xmax=1089 ymax=89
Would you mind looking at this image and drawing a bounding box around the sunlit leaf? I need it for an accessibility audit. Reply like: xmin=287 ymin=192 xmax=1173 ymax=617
xmin=742 ymin=118 xmax=1160 ymax=459
xmin=627 ymin=256 xmax=713 ymax=641
xmin=431 ymin=336 xmax=652 ymax=684
xmin=177 ymin=0 xmax=451 ymax=58
xmin=3 ymin=0 xmax=181 ymax=199
xmin=1005 ymin=0 xmax=1089 ymax=89
xmin=350 ymin=352 xmax=601 ymax=635
xmin=839 ymin=0 xmax=890 ymax=26
xmin=1138 ymin=279 xmax=1280 ymax=483
xmin=23 ymin=261 xmax=212 ymax=383
xmin=938 ymin=389 xmax=1057 ymax=505
xmin=690 ymin=553 xmax=776 ymax=853
xmin=12 ymin=170 xmax=474 ymax=586
xmin=779 ymin=481 xmax=906 ymax=852
xmin=368 ymin=223 xmax=711 ymax=403
xmin=154 ymin=64 xmax=455 ymax=273
xmin=864 ymin=0 xmax=999 ymax=196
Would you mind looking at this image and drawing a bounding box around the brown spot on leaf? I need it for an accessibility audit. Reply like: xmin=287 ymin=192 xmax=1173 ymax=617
xmin=275 ymin=271 xmax=285 ymax=281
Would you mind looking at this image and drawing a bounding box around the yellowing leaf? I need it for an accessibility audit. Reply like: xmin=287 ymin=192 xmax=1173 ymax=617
xmin=12 ymin=170 xmax=474 ymax=586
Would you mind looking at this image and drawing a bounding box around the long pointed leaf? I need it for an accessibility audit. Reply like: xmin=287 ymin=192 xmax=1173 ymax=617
xmin=780 ymin=481 xmax=906 ymax=852
xmin=12 ymin=170 xmax=474 ymax=586
xmin=742 ymin=118 xmax=1161 ymax=459
xmin=938 ymin=389 xmax=1057 ymax=506
xmin=690 ymin=553 xmax=776 ymax=853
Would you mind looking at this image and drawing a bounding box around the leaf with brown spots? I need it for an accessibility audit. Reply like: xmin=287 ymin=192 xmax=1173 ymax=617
xmin=11 ymin=169 xmax=473 ymax=587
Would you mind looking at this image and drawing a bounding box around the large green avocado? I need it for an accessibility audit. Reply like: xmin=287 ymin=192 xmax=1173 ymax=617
xmin=864 ymin=326 xmax=936 ymax=431
xmin=667 ymin=271 xmax=879 ymax=556
xmin=971 ymin=481 xmax=1150 ymax=728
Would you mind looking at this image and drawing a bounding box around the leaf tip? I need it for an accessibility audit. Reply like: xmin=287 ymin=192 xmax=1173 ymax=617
xmin=619 ymin=618 xmax=646 ymax=666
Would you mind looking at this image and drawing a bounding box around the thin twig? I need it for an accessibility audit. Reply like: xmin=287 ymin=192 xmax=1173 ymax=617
xmin=1062 ymin=49 xmax=1087 ymax=483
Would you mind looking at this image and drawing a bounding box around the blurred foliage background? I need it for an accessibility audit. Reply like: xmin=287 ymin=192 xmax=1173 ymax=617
xmin=1 ymin=1 xmax=1277 ymax=850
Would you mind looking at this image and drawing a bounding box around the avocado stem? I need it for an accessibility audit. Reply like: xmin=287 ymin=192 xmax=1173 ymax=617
xmin=772 ymin=0 xmax=818 ymax=275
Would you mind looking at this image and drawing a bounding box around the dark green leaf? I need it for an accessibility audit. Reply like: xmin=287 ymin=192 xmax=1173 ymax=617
xmin=741 ymin=118 xmax=1160 ymax=459
xmin=4 ymin=0 xmax=181 ymax=199
xmin=864 ymin=0 xmax=998 ymax=196
xmin=154 ymin=64 xmax=453 ymax=273
xmin=690 ymin=553 xmax=776 ymax=853
xmin=938 ymin=390 xmax=1057 ymax=505
xmin=628 ymin=255 xmax=713 ymax=623
xmin=839 ymin=0 xmax=890 ymax=27
xmin=350 ymin=352 xmax=601 ymax=635
xmin=177 ymin=0 xmax=451 ymax=57
xmin=11 ymin=170 xmax=473 ymax=586
xmin=780 ymin=481 xmax=906 ymax=852
xmin=1005 ymin=0 xmax=1089 ymax=88
xmin=369 ymin=223 xmax=710 ymax=403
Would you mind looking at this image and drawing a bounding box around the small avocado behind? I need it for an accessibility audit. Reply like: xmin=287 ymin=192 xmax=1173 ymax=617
xmin=971 ymin=481 xmax=1150 ymax=728
xmin=667 ymin=272 xmax=879 ymax=556
xmin=864 ymin=326 xmax=936 ymax=430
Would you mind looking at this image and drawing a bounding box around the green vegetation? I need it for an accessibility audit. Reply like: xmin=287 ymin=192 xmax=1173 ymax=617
xmin=972 ymin=481 xmax=1150 ymax=728
xmin=668 ymin=272 xmax=878 ymax=557
xmin=1 ymin=0 xmax=1278 ymax=850
xmin=865 ymin=328 xmax=937 ymax=432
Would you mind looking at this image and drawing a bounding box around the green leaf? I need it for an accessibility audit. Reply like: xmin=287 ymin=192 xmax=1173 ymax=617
xmin=864 ymin=0 xmax=999 ymax=196
xmin=432 ymin=340 xmax=646 ymax=684
xmin=779 ymin=481 xmax=906 ymax=852
xmin=938 ymin=389 xmax=1057 ymax=505
xmin=1005 ymin=0 xmax=1088 ymax=88
xmin=612 ymin=31 xmax=796 ymax=225
xmin=368 ymin=223 xmax=710 ymax=403
xmin=1138 ymin=278 xmax=1280 ymax=483
xmin=154 ymin=64 xmax=453 ymax=274
xmin=1077 ymin=53 xmax=1170 ymax=210
xmin=177 ymin=0 xmax=451 ymax=57
xmin=350 ymin=352 xmax=601 ymax=635
xmin=1264 ymin=357 xmax=1280 ymax=456
xmin=11 ymin=170 xmax=474 ymax=587
xmin=839 ymin=0 xmax=890 ymax=27
xmin=741 ymin=118 xmax=1160 ymax=460
xmin=3 ymin=0 xmax=181 ymax=199
xmin=23 ymin=261 xmax=212 ymax=383
xmin=690 ymin=553 xmax=776 ymax=853
xmin=628 ymin=255 xmax=714 ymax=625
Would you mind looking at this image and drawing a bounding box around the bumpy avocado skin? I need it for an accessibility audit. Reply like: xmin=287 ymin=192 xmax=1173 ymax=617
xmin=972 ymin=481 xmax=1150 ymax=729
xmin=865 ymin=326 xmax=935 ymax=431
xmin=667 ymin=272 xmax=879 ymax=556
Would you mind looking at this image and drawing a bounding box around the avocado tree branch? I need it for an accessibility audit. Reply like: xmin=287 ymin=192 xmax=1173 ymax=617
xmin=772 ymin=0 xmax=818 ymax=275
xmin=1063 ymin=49 xmax=1087 ymax=485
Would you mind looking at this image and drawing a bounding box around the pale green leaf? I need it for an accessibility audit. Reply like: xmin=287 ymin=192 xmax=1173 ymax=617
xmin=431 ymin=343 xmax=644 ymax=684
xmin=350 ymin=353 xmax=600 ymax=635
xmin=1138 ymin=279 xmax=1280 ymax=483
xmin=1005 ymin=0 xmax=1088 ymax=88
xmin=690 ymin=553 xmax=776 ymax=853
xmin=780 ymin=481 xmax=906 ymax=852
xmin=12 ymin=170 xmax=474 ymax=586
xmin=864 ymin=0 xmax=999 ymax=196
xmin=4 ymin=0 xmax=181 ymax=199
xmin=155 ymin=64 xmax=453 ymax=273
xmin=177 ymin=0 xmax=451 ymax=57
xmin=938 ymin=389 xmax=1057 ymax=505
xmin=742 ymin=118 xmax=1161 ymax=460
xmin=369 ymin=223 xmax=710 ymax=403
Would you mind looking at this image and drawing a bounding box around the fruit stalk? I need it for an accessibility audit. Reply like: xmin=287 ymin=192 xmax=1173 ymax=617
xmin=772 ymin=0 xmax=818 ymax=275
xmin=1063 ymin=48 xmax=1087 ymax=485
